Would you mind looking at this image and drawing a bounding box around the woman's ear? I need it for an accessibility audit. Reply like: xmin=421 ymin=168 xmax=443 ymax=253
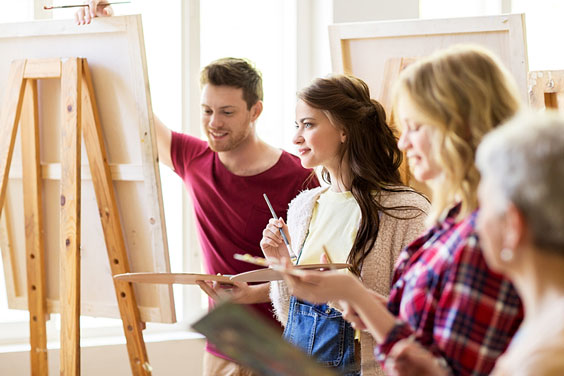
xmin=503 ymin=202 xmax=527 ymax=251
xmin=340 ymin=131 xmax=346 ymax=144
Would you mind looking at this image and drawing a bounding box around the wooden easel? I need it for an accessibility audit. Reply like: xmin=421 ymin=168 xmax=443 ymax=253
xmin=0 ymin=58 xmax=151 ymax=375
xmin=529 ymin=70 xmax=564 ymax=109
xmin=377 ymin=56 xmax=431 ymax=199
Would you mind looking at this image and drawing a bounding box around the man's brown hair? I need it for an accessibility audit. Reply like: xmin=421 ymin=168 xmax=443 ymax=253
xmin=200 ymin=57 xmax=263 ymax=109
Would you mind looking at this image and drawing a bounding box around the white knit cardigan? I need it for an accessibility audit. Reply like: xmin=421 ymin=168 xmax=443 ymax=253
xmin=270 ymin=186 xmax=430 ymax=375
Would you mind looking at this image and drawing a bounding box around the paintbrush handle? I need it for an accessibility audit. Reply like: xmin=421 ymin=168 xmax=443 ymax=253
xmin=263 ymin=193 xmax=295 ymax=259
xmin=43 ymin=1 xmax=129 ymax=10
xmin=321 ymin=245 xmax=336 ymax=270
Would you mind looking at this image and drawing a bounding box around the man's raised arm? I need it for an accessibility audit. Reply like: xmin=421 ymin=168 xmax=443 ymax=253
xmin=154 ymin=115 xmax=173 ymax=169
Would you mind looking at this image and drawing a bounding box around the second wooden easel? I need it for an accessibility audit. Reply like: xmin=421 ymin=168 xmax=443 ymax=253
xmin=0 ymin=58 xmax=151 ymax=375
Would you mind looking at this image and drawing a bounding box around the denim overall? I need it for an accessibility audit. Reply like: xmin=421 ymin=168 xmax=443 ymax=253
xmin=283 ymin=296 xmax=361 ymax=376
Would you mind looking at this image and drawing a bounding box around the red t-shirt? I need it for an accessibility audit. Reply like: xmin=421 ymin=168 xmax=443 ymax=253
xmin=170 ymin=131 xmax=319 ymax=359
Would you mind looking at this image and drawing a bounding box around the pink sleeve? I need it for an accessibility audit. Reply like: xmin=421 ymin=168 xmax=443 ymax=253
xmin=170 ymin=131 xmax=208 ymax=177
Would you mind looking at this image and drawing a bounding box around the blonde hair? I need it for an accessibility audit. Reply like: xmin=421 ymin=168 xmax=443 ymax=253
xmin=393 ymin=45 xmax=522 ymax=224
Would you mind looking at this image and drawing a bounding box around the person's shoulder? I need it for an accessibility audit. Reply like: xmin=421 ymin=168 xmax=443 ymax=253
xmin=445 ymin=212 xmax=499 ymax=277
xmin=272 ymin=150 xmax=319 ymax=189
xmin=520 ymin=358 xmax=564 ymax=376
xmin=278 ymin=150 xmax=308 ymax=171
xmin=506 ymin=337 xmax=564 ymax=376
xmin=380 ymin=187 xmax=431 ymax=214
xmin=289 ymin=186 xmax=327 ymax=208
xmin=172 ymin=131 xmax=208 ymax=147
xmin=452 ymin=210 xmax=480 ymax=241
xmin=171 ymin=131 xmax=211 ymax=159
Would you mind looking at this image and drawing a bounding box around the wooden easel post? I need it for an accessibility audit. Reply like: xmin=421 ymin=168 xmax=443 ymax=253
xmin=0 ymin=58 xmax=152 ymax=376
xmin=80 ymin=58 xmax=152 ymax=375
xmin=0 ymin=58 xmax=50 ymax=376
xmin=22 ymin=71 xmax=49 ymax=376
xmin=529 ymin=70 xmax=564 ymax=110
xmin=377 ymin=57 xmax=416 ymax=187
xmin=60 ymin=56 xmax=82 ymax=376
xmin=377 ymin=56 xmax=431 ymax=199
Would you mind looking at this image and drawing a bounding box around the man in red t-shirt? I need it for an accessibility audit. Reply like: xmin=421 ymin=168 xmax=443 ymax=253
xmin=155 ymin=58 xmax=319 ymax=375
xmin=76 ymin=4 xmax=318 ymax=374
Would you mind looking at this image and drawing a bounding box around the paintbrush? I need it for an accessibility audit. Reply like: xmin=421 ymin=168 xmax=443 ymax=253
xmin=321 ymin=245 xmax=336 ymax=271
xmin=234 ymin=253 xmax=307 ymax=277
xmin=234 ymin=253 xmax=279 ymax=268
xmin=263 ymin=193 xmax=297 ymax=262
xmin=43 ymin=1 xmax=130 ymax=10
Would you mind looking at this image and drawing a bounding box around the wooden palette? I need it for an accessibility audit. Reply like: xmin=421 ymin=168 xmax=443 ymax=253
xmin=115 ymin=263 xmax=352 ymax=285
xmin=231 ymin=263 xmax=352 ymax=283
xmin=114 ymin=273 xmax=233 ymax=285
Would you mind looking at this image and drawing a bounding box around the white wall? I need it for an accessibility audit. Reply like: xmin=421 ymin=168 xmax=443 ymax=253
xmin=333 ymin=0 xmax=418 ymax=23
xmin=512 ymin=0 xmax=564 ymax=70
xmin=0 ymin=335 xmax=205 ymax=376
xmin=298 ymin=0 xmax=420 ymax=89
xmin=419 ymin=0 xmax=502 ymax=18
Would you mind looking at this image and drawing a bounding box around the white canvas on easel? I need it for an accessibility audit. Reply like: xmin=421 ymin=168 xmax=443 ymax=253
xmin=329 ymin=14 xmax=528 ymax=192
xmin=0 ymin=15 xmax=175 ymax=324
xmin=329 ymin=14 xmax=528 ymax=106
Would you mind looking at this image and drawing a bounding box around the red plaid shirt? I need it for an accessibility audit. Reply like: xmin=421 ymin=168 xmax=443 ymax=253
xmin=375 ymin=205 xmax=523 ymax=376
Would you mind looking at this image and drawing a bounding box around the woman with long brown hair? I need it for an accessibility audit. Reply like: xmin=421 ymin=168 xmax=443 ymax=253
xmin=260 ymin=74 xmax=429 ymax=375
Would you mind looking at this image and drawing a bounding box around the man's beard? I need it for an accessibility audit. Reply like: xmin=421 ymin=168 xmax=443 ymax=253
xmin=207 ymin=128 xmax=251 ymax=152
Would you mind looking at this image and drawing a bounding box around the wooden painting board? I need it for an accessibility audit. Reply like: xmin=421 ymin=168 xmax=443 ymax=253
xmin=0 ymin=15 xmax=175 ymax=323
xmin=329 ymin=14 xmax=528 ymax=192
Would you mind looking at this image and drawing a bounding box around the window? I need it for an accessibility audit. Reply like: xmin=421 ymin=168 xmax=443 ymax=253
xmin=511 ymin=0 xmax=564 ymax=70
xmin=200 ymin=0 xmax=299 ymax=153
xmin=420 ymin=0 xmax=503 ymax=18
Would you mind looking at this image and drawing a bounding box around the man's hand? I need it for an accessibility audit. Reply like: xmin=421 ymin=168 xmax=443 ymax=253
xmin=196 ymin=280 xmax=270 ymax=304
xmin=75 ymin=1 xmax=114 ymax=25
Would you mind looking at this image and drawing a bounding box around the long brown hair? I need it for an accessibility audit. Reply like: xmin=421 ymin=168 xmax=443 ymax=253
xmin=298 ymin=74 xmax=424 ymax=276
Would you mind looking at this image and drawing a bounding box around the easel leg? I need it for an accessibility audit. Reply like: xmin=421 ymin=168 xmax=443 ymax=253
xmin=60 ymin=58 xmax=82 ymax=376
xmin=21 ymin=78 xmax=49 ymax=376
xmin=81 ymin=59 xmax=152 ymax=375
xmin=544 ymin=92 xmax=559 ymax=109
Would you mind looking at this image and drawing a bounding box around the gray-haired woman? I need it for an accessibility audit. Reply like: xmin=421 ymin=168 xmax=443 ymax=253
xmin=475 ymin=110 xmax=564 ymax=375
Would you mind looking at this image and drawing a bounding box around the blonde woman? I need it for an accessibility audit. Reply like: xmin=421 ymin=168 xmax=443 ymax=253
xmin=282 ymin=45 xmax=524 ymax=376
